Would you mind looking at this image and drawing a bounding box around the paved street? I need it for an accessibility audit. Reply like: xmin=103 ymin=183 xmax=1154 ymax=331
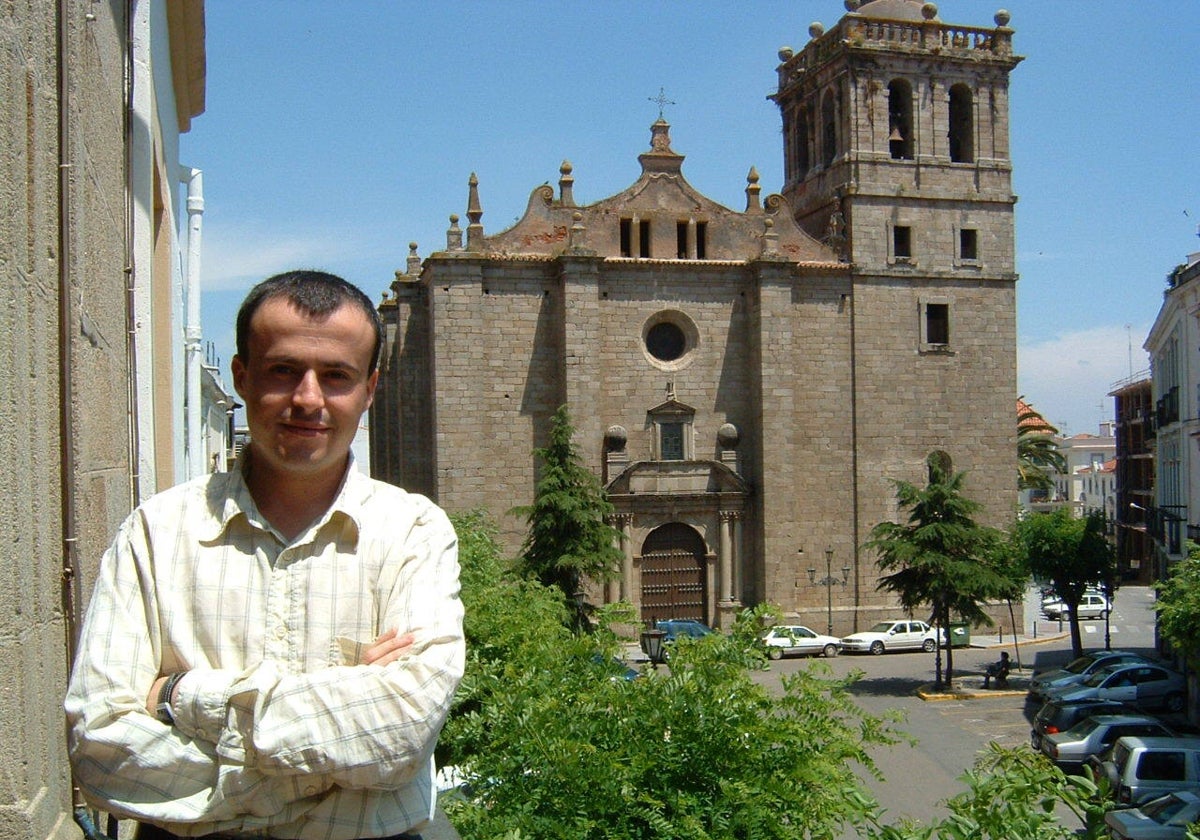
xmin=747 ymin=586 xmax=1164 ymax=837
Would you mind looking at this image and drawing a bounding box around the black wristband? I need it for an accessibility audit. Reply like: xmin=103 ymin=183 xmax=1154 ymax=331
xmin=155 ymin=672 xmax=185 ymax=725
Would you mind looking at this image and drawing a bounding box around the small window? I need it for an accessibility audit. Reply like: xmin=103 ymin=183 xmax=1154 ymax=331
xmin=893 ymin=225 xmax=912 ymax=259
xmin=677 ymin=221 xmax=688 ymax=258
xmin=925 ymin=303 xmax=949 ymax=345
xmin=960 ymin=228 xmax=978 ymax=261
xmin=619 ymin=218 xmax=633 ymax=257
xmin=695 ymin=222 xmax=707 ymax=259
xmin=660 ymin=423 xmax=685 ymax=461
xmin=639 ymin=220 xmax=651 ymax=258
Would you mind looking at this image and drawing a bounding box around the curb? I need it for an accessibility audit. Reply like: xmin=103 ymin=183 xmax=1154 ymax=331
xmin=917 ymin=684 xmax=1029 ymax=701
xmin=967 ymin=631 xmax=1070 ymax=650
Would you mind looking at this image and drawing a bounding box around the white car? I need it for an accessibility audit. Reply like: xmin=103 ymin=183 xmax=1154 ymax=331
xmin=762 ymin=625 xmax=841 ymax=659
xmin=1042 ymin=593 xmax=1112 ymax=620
xmin=840 ymin=620 xmax=944 ymax=655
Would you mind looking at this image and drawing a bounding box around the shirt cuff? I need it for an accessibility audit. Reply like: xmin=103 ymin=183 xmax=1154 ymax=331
xmin=171 ymin=668 xmax=243 ymax=746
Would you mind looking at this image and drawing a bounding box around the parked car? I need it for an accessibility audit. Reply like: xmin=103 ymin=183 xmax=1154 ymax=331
xmin=1030 ymin=697 xmax=1132 ymax=751
xmin=1105 ymin=790 xmax=1200 ymax=839
xmin=1042 ymin=592 xmax=1112 ymax=620
xmin=1095 ymin=736 xmax=1200 ymax=806
xmin=1028 ymin=649 xmax=1148 ymax=700
xmin=1039 ymin=713 xmax=1174 ymax=770
xmin=762 ymin=625 xmax=841 ymax=659
xmin=1045 ymin=662 xmax=1187 ymax=713
xmin=655 ymin=618 xmax=713 ymax=642
xmin=841 ymin=620 xmax=943 ymax=655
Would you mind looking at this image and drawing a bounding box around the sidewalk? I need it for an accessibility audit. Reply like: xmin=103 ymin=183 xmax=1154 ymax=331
xmin=918 ymin=626 xmax=1070 ymax=701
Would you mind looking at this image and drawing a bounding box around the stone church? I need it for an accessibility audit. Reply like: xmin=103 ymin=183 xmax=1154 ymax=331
xmin=371 ymin=0 xmax=1022 ymax=634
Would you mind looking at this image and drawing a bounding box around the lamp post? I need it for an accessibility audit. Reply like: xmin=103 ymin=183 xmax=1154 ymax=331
xmin=640 ymin=625 xmax=667 ymax=669
xmin=808 ymin=548 xmax=850 ymax=636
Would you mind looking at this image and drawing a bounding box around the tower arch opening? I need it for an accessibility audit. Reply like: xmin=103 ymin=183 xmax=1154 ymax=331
xmin=948 ymin=83 xmax=974 ymax=163
xmin=887 ymin=78 xmax=914 ymax=160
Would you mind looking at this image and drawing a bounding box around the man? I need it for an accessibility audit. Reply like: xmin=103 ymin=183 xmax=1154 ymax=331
xmin=65 ymin=271 xmax=464 ymax=840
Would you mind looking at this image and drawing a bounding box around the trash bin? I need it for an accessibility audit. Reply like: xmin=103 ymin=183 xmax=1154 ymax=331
xmin=948 ymin=622 xmax=970 ymax=648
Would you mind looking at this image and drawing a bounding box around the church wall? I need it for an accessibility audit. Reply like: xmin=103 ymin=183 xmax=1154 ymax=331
xmin=753 ymin=266 xmax=858 ymax=627
xmin=848 ymin=273 xmax=1017 ymax=555
xmin=424 ymin=258 xmax=564 ymax=549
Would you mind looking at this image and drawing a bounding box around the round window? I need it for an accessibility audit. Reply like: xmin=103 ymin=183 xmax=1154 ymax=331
xmin=646 ymin=322 xmax=686 ymax=362
xmin=642 ymin=311 xmax=698 ymax=371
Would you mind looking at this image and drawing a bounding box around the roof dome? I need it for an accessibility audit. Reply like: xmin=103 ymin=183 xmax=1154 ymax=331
xmin=847 ymin=0 xmax=940 ymax=21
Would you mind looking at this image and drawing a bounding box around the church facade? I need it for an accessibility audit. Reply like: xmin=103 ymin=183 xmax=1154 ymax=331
xmin=371 ymin=0 xmax=1023 ymax=634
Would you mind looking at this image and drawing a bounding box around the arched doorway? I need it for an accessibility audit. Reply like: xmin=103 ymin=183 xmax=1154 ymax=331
xmin=640 ymin=523 xmax=708 ymax=623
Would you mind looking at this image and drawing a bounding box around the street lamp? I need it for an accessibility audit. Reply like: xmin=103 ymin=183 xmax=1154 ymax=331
xmin=640 ymin=625 xmax=667 ymax=669
xmin=808 ymin=548 xmax=850 ymax=635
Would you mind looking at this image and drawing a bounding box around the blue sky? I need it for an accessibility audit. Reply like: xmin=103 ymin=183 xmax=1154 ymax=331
xmin=187 ymin=1 xmax=1200 ymax=438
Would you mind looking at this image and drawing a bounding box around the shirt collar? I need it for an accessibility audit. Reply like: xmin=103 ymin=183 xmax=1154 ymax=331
xmin=201 ymin=450 xmax=367 ymax=546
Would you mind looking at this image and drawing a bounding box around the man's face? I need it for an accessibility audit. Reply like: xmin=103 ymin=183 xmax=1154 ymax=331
xmin=231 ymin=297 xmax=378 ymax=483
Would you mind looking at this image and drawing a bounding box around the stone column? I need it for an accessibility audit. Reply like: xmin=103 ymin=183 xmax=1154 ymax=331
xmin=717 ymin=510 xmax=742 ymax=628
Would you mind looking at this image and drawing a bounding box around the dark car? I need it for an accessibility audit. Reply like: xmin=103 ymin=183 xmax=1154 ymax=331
xmin=1031 ymin=697 xmax=1131 ymax=751
xmin=655 ymin=619 xmax=714 ymax=642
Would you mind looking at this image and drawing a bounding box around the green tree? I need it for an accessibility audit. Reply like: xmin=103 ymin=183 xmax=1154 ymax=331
xmin=866 ymin=455 xmax=1015 ymax=690
xmin=446 ymin=511 xmax=1113 ymax=840
xmin=512 ymin=404 xmax=622 ymax=631
xmin=445 ymin=605 xmax=904 ymax=838
xmin=1155 ymin=541 xmax=1200 ymax=672
xmin=1018 ymin=398 xmax=1066 ymax=491
xmin=1016 ymin=508 xmax=1116 ymax=658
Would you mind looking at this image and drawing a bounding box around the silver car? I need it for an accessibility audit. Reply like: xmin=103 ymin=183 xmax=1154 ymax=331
xmin=1105 ymin=790 xmax=1200 ymax=840
xmin=1047 ymin=662 xmax=1187 ymax=713
xmin=1040 ymin=713 xmax=1173 ymax=769
xmin=1028 ymin=650 xmax=1147 ymax=700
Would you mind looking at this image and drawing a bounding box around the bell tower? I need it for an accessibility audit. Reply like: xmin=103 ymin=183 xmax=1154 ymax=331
xmin=768 ymin=0 xmax=1025 ymax=550
xmin=772 ymin=0 xmax=1022 ymax=273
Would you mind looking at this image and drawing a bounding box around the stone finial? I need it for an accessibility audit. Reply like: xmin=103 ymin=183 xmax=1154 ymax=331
xmin=745 ymin=166 xmax=762 ymax=213
xmin=466 ymin=173 xmax=484 ymax=251
xmin=778 ymin=46 xmax=794 ymax=62
xmin=844 ymin=0 xmax=861 ymax=11
xmin=605 ymin=425 xmax=628 ymax=453
xmin=761 ymin=216 xmax=779 ymax=257
xmin=407 ymin=241 xmax=421 ymax=275
xmin=808 ymin=22 xmax=825 ymax=39
xmin=568 ymin=211 xmax=585 ymax=249
xmin=994 ymin=9 xmax=1011 ymax=27
xmin=921 ymin=3 xmax=938 ymax=20
xmin=446 ymin=214 xmax=463 ymax=251
xmin=466 ymin=172 xmax=482 ymax=226
xmin=717 ymin=423 xmax=740 ymax=449
xmin=559 ymin=160 xmax=575 ymax=207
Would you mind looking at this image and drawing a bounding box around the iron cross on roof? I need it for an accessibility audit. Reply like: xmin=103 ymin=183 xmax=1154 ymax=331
xmin=648 ymin=87 xmax=675 ymax=119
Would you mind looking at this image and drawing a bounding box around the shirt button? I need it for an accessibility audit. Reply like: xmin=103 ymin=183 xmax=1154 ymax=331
xmin=275 ymin=625 xmax=287 ymax=639
xmin=304 ymin=785 xmax=318 ymax=796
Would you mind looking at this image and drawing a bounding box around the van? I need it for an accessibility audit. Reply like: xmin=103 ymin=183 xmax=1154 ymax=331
xmin=1097 ymin=736 xmax=1200 ymax=806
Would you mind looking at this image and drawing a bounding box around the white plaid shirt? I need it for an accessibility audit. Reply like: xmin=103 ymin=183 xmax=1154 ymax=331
xmin=65 ymin=457 xmax=464 ymax=840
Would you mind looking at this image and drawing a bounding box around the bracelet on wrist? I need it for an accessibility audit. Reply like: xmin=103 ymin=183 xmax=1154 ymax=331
xmin=155 ymin=671 xmax=186 ymax=725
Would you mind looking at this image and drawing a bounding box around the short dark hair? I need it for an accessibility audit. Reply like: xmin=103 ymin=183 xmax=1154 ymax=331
xmin=235 ymin=270 xmax=385 ymax=374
